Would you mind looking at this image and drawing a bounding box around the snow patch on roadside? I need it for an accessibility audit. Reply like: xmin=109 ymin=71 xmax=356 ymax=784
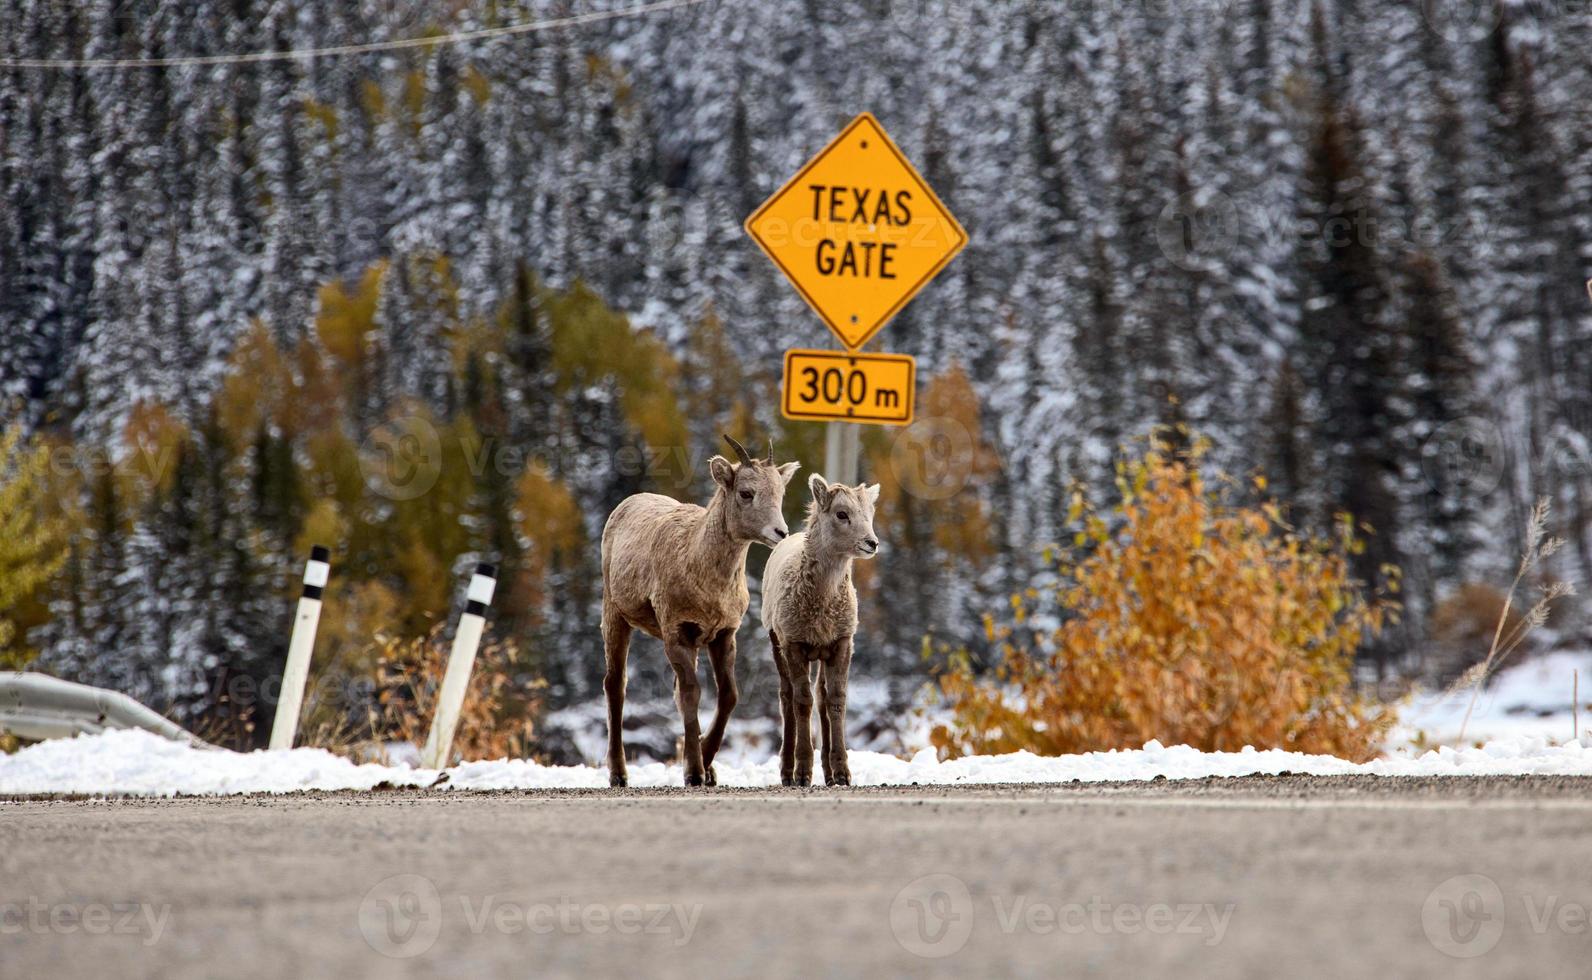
xmin=5 ymin=728 xmax=1592 ymax=798
xmin=0 ymin=729 xmax=433 ymax=797
xmin=539 ymin=677 xmax=929 ymax=768
xmin=7 ymin=651 xmax=1590 ymax=797
xmin=1389 ymin=650 xmax=1592 ymax=751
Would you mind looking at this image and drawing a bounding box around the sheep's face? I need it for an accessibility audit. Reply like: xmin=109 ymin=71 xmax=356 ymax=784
xmin=710 ymin=455 xmax=800 ymax=547
xmin=806 ymin=475 xmax=881 ymax=560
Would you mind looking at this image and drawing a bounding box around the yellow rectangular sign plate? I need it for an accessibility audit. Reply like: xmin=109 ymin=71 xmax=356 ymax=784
xmin=747 ymin=113 xmax=967 ymax=351
xmin=782 ymin=349 xmax=916 ymax=426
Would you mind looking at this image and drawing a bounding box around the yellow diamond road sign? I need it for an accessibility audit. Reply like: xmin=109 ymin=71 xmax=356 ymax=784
xmin=745 ymin=112 xmax=967 ymax=351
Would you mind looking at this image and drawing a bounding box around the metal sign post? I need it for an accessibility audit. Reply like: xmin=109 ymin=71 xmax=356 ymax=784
xmin=824 ymin=420 xmax=861 ymax=487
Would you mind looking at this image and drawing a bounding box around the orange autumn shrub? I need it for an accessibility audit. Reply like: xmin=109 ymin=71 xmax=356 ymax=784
xmin=932 ymin=436 xmax=1399 ymax=762
xmin=368 ymin=626 xmax=544 ymax=764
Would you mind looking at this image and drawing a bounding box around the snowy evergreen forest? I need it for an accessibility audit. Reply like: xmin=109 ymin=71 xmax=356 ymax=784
xmin=2 ymin=0 xmax=1590 ymax=744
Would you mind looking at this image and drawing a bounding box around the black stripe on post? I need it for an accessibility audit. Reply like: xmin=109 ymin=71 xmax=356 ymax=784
xmin=301 ymin=545 xmax=331 ymax=600
xmin=462 ymin=562 xmax=498 ymax=619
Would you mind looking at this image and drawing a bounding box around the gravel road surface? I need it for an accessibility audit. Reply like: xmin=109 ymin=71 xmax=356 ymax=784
xmin=4 ymin=776 xmax=1591 ymax=978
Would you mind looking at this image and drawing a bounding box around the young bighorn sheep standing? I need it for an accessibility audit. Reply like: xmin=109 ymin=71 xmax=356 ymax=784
xmin=600 ymin=435 xmax=800 ymax=787
xmin=760 ymin=475 xmax=881 ymax=786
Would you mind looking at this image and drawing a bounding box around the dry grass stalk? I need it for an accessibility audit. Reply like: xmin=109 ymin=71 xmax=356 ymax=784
xmin=365 ymin=625 xmax=544 ymax=765
xmin=1453 ymin=498 xmax=1575 ymax=743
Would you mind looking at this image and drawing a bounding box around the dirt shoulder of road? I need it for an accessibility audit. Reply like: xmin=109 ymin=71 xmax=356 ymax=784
xmin=7 ymin=773 xmax=1592 ymax=805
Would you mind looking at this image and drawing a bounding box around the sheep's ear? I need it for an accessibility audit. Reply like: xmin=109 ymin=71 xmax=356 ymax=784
xmin=863 ymin=483 xmax=881 ymax=507
xmin=709 ymin=455 xmax=736 ymax=490
xmin=809 ymin=474 xmax=834 ymax=510
xmin=777 ymin=460 xmax=801 ymax=487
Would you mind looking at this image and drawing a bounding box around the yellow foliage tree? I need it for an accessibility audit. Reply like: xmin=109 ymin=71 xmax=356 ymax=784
xmin=513 ymin=463 xmax=586 ymax=617
xmin=859 ymin=364 xmax=999 ymax=616
xmin=215 ymin=320 xmax=302 ymax=447
xmin=0 ymin=422 xmax=68 ymax=662
xmin=544 ymin=282 xmax=688 ymax=485
xmin=122 ymin=401 xmax=189 ymax=498
xmin=933 ymin=435 xmax=1399 ymax=762
xmin=316 ymin=261 xmax=386 ymax=366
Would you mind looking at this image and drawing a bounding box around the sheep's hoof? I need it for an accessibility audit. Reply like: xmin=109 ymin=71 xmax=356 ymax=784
xmin=609 ymin=771 xmax=628 ymax=788
xmin=703 ymin=766 xmax=718 ymax=787
xmin=792 ymin=771 xmax=813 ymax=787
xmin=684 ymin=772 xmax=705 ymax=787
xmin=780 ymin=774 xmax=795 ymax=787
xmin=825 ymin=772 xmax=851 ymax=787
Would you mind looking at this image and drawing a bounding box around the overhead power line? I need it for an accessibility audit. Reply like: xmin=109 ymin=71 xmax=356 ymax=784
xmin=0 ymin=0 xmax=712 ymax=70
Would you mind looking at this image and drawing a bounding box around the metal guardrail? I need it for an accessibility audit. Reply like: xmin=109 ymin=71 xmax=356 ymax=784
xmin=0 ymin=672 xmax=210 ymax=748
xmin=2 ymin=552 xmax=493 ymax=761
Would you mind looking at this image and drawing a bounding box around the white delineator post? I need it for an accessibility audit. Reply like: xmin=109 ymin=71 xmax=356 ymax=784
xmin=421 ymin=562 xmax=498 ymax=770
xmin=269 ymin=545 xmax=330 ymax=751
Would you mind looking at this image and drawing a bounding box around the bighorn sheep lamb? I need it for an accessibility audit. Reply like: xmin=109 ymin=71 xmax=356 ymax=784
xmin=761 ymin=475 xmax=880 ymax=787
xmin=601 ymin=435 xmax=800 ymax=787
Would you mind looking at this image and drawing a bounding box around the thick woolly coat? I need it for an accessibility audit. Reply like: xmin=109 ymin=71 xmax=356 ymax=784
xmin=601 ymin=489 xmax=750 ymax=647
xmin=761 ymin=483 xmax=876 ymax=649
xmin=760 ymin=530 xmax=858 ymax=649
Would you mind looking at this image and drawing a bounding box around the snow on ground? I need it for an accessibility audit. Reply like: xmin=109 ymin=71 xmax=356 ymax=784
xmin=1388 ymin=649 xmax=1592 ymax=753
xmin=5 ymin=653 xmax=1590 ymax=798
xmin=540 ymin=677 xmax=931 ymax=768
xmin=542 ymin=697 xmax=779 ymax=769
xmin=0 ymin=729 xmax=433 ymax=797
xmin=5 ymin=727 xmax=1592 ymax=798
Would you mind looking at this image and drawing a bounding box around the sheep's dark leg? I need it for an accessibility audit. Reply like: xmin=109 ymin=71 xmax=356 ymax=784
xmin=666 ymin=640 xmax=706 ymax=786
xmin=700 ymin=628 xmax=738 ymax=787
xmin=821 ymin=637 xmax=853 ymax=786
xmin=772 ymin=632 xmax=797 ymax=786
xmin=816 ymin=662 xmax=833 ymax=784
xmin=602 ymin=608 xmax=632 ymax=788
xmin=791 ymin=647 xmax=816 ymax=787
